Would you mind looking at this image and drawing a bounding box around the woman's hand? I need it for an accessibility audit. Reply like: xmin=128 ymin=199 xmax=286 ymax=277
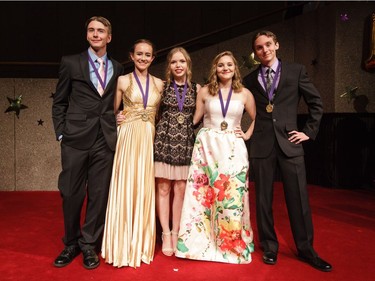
xmin=116 ymin=111 xmax=125 ymax=125
xmin=234 ymin=126 xmax=248 ymax=140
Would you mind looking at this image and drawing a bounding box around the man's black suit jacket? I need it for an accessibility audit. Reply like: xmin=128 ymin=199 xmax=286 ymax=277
xmin=52 ymin=51 xmax=124 ymax=151
xmin=243 ymin=61 xmax=323 ymax=158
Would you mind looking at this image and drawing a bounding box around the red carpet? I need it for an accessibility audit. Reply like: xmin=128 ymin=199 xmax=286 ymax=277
xmin=1 ymin=183 xmax=374 ymax=281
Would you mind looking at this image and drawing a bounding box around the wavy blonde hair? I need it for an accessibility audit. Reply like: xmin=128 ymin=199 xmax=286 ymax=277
xmin=165 ymin=47 xmax=192 ymax=89
xmin=207 ymin=51 xmax=243 ymax=96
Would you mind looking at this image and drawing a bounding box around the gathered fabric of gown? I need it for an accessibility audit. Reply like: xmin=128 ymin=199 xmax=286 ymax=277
xmin=101 ymin=73 xmax=161 ymax=268
xmin=175 ymin=98 xmax=254 ymax=264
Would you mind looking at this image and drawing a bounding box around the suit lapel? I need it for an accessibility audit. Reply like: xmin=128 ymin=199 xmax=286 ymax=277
xmin=275 ymin=61 xmax=286 ymax=98
xmin=253 ymin=66 xmax=268 ymax=99
xmin=102 ymin=56 xmax=121 ymax=97
xmin=105 ymin=55 xmax=117 ymax=89
xmin=80 ymin=51 xmax=97 ymax=93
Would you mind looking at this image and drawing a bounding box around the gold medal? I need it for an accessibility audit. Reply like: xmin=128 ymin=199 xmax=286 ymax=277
xmin=221 ymin=120 xmax=228 ymax=131
xmin=177 ymin=113 xmax=185 ymax=124
xmin=141 ymin=112 xmax=148 ymax=121
xmin=266 ymin=103 xmax=273 ymax=113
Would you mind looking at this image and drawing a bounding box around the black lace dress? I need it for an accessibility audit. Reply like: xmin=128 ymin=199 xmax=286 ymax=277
xmin=154 ymin=82 xmax=197 ymax=180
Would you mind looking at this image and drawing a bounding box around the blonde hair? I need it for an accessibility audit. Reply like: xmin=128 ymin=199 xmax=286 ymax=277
xmin=165 ymin=47 xmax=192 ymax=89
xmin=207 ymin=51 xmax=243 ymax=96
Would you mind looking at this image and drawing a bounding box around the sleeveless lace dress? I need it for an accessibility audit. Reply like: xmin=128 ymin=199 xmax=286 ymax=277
xmin=154 ymin=82 xmax=197 ymax=180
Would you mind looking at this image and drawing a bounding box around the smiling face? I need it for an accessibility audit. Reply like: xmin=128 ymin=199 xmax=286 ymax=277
xmin=86 ymin=20 xmax=112 ymax=53
xmin=216 ymin=55 xmax=235 ymax=82
xmin=130 ymin=42 xmax=155 ymax=72
xmin=253 ymin=34 xmax=279 ymax=67
xmin=170 ymin=51 xmax=187 ymax=81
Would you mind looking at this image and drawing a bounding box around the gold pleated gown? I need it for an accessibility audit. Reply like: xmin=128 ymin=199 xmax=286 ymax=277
xmin=101 ymin=73 xmax=161 ymax=268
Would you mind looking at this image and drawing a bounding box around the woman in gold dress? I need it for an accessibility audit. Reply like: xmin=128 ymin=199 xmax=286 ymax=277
xmin=101 ymin=39 xmax=164 ymax=268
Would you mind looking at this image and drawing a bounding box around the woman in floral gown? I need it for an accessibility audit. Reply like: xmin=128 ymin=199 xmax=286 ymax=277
xmin=175 ymin=51 xmax=256 ymax=264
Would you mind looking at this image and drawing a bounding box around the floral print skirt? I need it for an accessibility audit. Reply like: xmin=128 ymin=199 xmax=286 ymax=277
xmin=176 ymin=127 xmax=254 ymax=264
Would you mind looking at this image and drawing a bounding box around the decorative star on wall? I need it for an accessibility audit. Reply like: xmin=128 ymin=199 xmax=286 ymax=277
xmin=242 ymin=52 xmax=260 ymax=71
xmin=4 ymin=95 xmax=28 ymax=118
xmin=37 ymin=119 xmax=44 ymax=126
xmin=311 ymin=59 xmax=318 ymax=66
xmin=340 ymin=13 xmax=349 ymax=21
xmin=340 ymin=86 xmax=359 ymax=103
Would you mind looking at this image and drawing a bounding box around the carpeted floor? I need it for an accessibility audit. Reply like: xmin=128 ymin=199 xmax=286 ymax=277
xmin=0 ymin=182 xmax=374 ymax=281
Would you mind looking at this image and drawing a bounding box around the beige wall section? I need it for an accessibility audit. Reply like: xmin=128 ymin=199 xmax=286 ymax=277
xmin=0 ymin=79 xmax=61 ymax=191
xmin=0 ymin=2 xmax=373 ymax=191
xmin=0 ymin=79 xmax=16 ymax=190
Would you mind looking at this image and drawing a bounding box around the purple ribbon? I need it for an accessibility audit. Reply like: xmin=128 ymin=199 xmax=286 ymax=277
xmin=260 ymin=61 xmax=281 ymax=102
xmin=133 ymin=71 xmax=149 ymax=109
xmin=88 ymin=52 xmax=108 ymax=91
xmin=173 ymin=81 xmax=188 ymax=112
xmin=218 ymin=87 xmax=233 ymax=118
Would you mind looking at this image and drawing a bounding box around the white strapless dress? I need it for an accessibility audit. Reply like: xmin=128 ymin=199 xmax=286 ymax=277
xmin=175 ymin=99 xmax=254 ymax=264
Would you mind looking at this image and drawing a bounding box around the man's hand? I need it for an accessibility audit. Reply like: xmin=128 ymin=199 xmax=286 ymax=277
xmin=288 ymin=130 xmax=309 ymax=144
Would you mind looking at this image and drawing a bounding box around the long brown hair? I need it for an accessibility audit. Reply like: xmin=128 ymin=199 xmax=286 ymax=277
xmin=207 ymin=51 xmax=243 ymax=96
xmin=129 ymin=39 xmax=156 ymax=58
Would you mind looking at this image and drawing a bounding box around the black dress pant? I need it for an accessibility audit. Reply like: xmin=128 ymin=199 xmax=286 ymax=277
xmin=58 ymin=132 xmax=114 ymax=251
xmin=250 ymin=142 xmax=317 ymax=259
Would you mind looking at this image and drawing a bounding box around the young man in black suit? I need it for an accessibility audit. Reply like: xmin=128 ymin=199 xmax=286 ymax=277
xmin=243 ymin=30 xmax=332 ymax=272
xmin=52 ymin=16 xmax=124 ymax=269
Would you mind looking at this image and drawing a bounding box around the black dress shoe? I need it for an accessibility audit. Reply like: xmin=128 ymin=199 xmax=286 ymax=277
xmin=298 ymin=255 xmax=332 ymax=272
xmin=82 ymin=249 xmax=100 ymax=270
xmin=53 ymin=246 xmax=81 ymax=267
xmin=263 ymin=251 xmax=277 ymax=265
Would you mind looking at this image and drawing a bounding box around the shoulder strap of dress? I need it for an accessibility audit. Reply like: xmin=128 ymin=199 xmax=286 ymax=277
xmin=128 ymin=72 xmax=133 ymax=86
xmin=150 ymin=74 xmax=156 ymax=87
xmin=123 ymin=73 xmax=134 ymax=102
xmin=191 ymin=82 xmax=198 ymax=99
xmin=192 ymin=81 xmax=197 ymax=92
xmin=150 ymin=75 xmax=161 ymax=95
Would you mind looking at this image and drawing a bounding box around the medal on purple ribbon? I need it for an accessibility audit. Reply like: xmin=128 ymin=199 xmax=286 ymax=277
xmin=173 ymin=81 xmax=188 ymax=125
xmin=266 ymin=102 xmax=274 ymax=113
xmin=260 ymin=61 xmax=281 ymax=114
xmin=218 ymin=86 xmax=233 ymax=131
xmin=133 ymin=71 xmax=150 ymax=122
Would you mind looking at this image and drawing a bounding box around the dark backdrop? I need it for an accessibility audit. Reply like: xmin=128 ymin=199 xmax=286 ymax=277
xmin=0 ymin=1 xmax=308 ymax=78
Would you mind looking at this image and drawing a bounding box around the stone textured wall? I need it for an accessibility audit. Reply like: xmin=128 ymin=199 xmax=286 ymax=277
xmin=334 ymin=3 xmax=374 ymax=112
xmin=0 ymin=79 xmax=61 ymax=191
xmin=0 ymin=2 xmax=373 ymax=191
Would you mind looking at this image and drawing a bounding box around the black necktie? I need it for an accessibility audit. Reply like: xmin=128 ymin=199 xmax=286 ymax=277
xmin=266 ymin=67 xmax=273 ymax=92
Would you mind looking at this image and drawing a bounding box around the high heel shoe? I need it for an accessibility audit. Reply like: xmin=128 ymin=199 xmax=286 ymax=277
xmin=161 ymin=232 xmax=174 ymax=256
xmin=171 ymin=231 xmax=179 ymax=253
